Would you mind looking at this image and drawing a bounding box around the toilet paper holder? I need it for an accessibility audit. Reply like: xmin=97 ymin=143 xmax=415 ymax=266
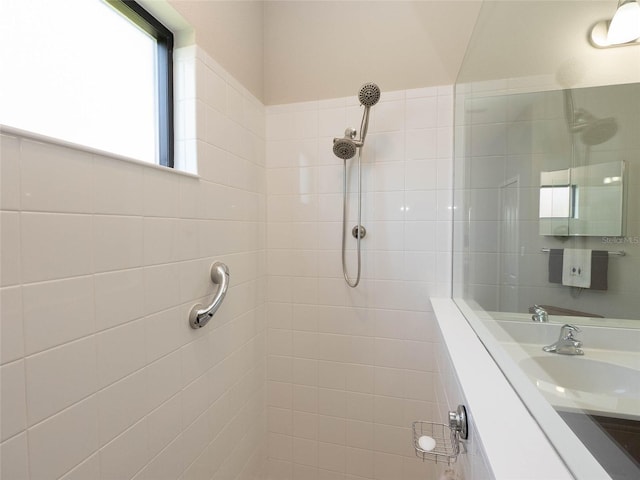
xmin=412 ymin=404 xmax=468 ymax=465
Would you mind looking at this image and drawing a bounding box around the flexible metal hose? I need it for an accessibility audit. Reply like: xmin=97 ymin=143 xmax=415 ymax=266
xmin=342 ymin=148 xmax=362 ymax=288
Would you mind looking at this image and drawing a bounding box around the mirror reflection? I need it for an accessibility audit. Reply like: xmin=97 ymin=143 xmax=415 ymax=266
xmin=453 ymin=80 xmax=640 ymax=479
xmin=455 ymin=82 xmax=639 ymax=320
xmin=452 ymin=1 xmax=639 ymax=477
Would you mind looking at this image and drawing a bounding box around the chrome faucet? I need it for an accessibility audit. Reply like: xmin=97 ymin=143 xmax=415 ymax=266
xmin=543 ymin=324 xmax=584 ymax=355
xmin=531 ymin=305 xmax=549 ymax=322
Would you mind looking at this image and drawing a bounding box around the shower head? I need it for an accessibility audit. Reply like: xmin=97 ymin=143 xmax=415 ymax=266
xmin=580 ymin=117 xmax=618 ymax=145
xmin=357 ymin=83 xmax=380 ymax=144
xmin=333 ymin=137 xmax=357 ymax=160
xmin=332 ymin=83 xmax=380 ymax=160
xmin=359 ymin=82 xmax=381 ymax=107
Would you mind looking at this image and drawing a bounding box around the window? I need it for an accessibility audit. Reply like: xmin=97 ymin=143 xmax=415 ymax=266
xmin=0 ymin=0 xmax=174 ymax=166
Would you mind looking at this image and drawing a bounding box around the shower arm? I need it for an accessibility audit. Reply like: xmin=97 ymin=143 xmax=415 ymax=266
xmin=563 ymin=89 xmax=586 ymax=132
xmin=341 ymin=106 xmax=371 ymax=148
xmin=358 ymin=105 xmax=372 ymax=144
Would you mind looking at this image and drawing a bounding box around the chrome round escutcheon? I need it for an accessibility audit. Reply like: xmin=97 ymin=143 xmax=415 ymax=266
xmin=448 ymin=404 xmax=468 ymax=440
xmin=352 ymin=225 xmax=366 ymax=239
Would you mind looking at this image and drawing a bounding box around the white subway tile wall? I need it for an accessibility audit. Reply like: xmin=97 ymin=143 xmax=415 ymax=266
xmin=0 ymin=47 xmax=268 ymax=480
xmin=265 ymin=86 xmax=454 ymax=480
xmin=433 ymin=320 xmax=493 ymax=480
xmin=0 ymin=43 xmax=473 ymax=478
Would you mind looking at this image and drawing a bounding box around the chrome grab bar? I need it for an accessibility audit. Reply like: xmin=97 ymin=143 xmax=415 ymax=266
xmin=189 ymin=262 xmax=230 ymax=329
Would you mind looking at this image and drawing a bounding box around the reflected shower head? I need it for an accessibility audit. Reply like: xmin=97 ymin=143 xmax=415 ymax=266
xmin=571 ymin=109 xmax=618 ymax=145
xmin=579 ymin=116 xmax=618 ymax=145
xmin=333 ymin=137 xmax=357 ymax=160
xmin=359 ymin=82 xmax=381 ymax=107
xmin=563 ymin=90 xmax=618 ymax=145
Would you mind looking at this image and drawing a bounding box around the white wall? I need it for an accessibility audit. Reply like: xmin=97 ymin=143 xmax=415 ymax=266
xmin=0 ymin=47 xmax=267 ymax=480
xmin=167 ymin=0 xmax=265 ymax=102
xmin=264 ymin=86 xmax=454 ymax=479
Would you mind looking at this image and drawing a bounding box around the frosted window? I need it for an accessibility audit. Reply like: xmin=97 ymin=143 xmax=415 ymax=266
xmin=539 ymin=186 xmax=571 ymax=218
xmin=0 ymin=0 xmax=159 ymax=163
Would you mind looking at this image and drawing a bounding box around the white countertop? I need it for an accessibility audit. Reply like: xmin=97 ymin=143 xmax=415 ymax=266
xmin=432 ymin=298 xmax=577 ymax=480
xmin=448 ymin=299 xmax=618 ymax=480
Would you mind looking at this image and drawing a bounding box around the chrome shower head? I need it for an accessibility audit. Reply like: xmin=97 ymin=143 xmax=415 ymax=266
xmin=333 ymin=83 xmax=380 ymax=160
xmin=359 ymin=82 xmax=381 ymax=107
xmin=333 ymin=137 xmax=357 ymax=160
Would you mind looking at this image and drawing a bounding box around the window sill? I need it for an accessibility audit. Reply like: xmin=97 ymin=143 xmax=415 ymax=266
xmin=0 ymin=125 xmax=200 ymax=180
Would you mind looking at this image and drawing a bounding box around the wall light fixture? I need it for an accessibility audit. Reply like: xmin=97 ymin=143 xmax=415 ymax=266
xmin=590 ymin=0 xmax=640 ymax=48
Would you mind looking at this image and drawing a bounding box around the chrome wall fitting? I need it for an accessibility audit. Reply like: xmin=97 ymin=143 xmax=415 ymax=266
xmin=352 ymin=225 xmax=366 ymax=239
xmin=345 ymin=127 xmax=357 ymax=139
xmin=189 ymin=262 xmax=230 ymax=329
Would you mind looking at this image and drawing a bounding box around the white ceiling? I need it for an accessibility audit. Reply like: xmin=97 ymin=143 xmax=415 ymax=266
xmin=263 ymin=1 xmax=483 ymax=104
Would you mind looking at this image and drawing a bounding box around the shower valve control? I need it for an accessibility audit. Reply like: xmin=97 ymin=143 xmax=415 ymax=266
xmin=352 ymin=225 xmax=366 ymax=239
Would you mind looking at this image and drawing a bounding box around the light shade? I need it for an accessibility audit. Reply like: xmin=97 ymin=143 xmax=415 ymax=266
xmin=607 ymin=0 xmax=640 ymax=44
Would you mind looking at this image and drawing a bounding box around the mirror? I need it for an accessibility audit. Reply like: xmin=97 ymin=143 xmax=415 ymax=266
xmin=539 ymin=161 xmax=625 ymax=236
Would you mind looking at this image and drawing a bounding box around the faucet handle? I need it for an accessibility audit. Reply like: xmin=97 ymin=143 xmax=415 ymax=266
xmin=560 ymin=324 xmax=581 ymax=340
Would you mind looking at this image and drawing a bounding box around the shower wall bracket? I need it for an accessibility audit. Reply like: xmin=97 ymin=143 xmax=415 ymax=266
xmin=188 ymin=261 xmax=230 ymax=329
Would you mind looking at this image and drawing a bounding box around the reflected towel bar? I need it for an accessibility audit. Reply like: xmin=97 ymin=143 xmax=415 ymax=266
xmin=541 ymin=248 xmax=625 ymax=256
xmin=189 ymin=262 xmax=230 ymax=329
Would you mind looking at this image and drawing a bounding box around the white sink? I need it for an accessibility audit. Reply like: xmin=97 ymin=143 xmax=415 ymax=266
xmin=470 ymin=312 xmax=640 ymax=417
xmin=520 ymin=356 xmax=639 ymax=399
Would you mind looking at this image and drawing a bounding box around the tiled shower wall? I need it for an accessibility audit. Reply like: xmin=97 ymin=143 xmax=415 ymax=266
xmin=265 ymin=87 xmax=454 ymax=480
xmin=0 ymin=47 xmax=267 ymax=480
xmin=433 ymin=325 xmax=493 ymax=480
xmin=1 ymin=51 xmax=470 ymax=480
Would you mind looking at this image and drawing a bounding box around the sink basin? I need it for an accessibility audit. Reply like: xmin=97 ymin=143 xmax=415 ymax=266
xmin=520 ymin=356 xmax=640 ymax=399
